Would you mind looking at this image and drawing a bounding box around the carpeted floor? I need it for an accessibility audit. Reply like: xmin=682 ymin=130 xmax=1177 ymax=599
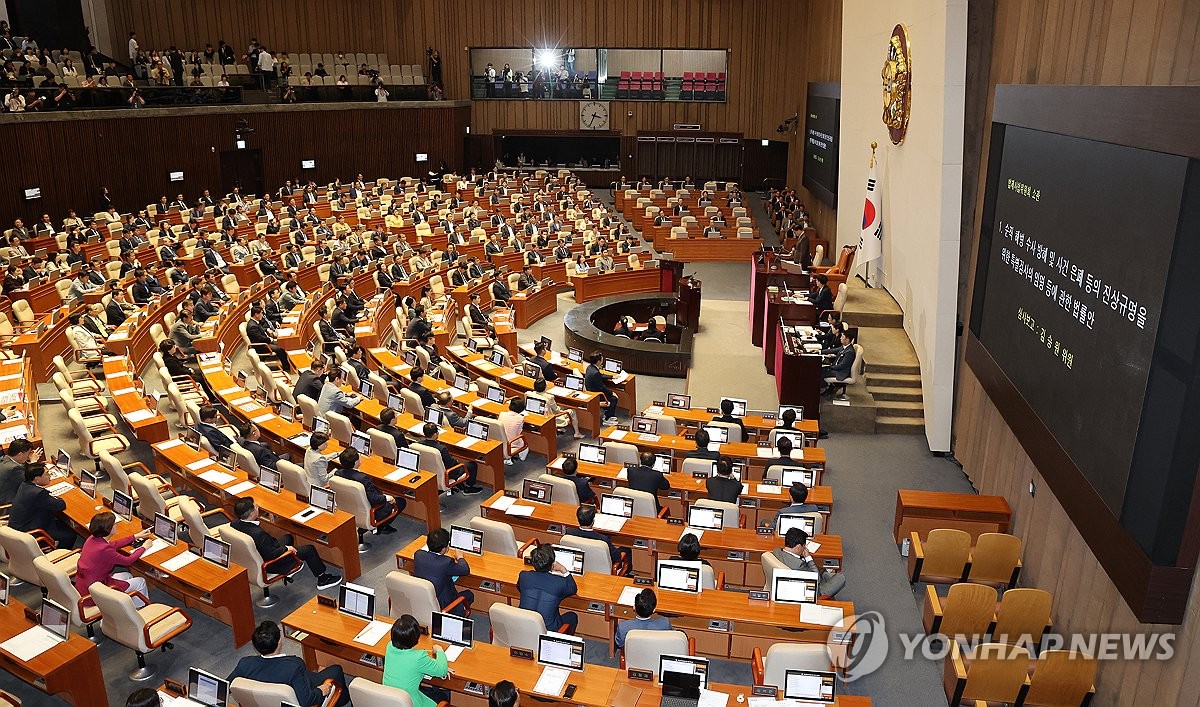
xmin=3 ymin=190 xmax=970 ymax=706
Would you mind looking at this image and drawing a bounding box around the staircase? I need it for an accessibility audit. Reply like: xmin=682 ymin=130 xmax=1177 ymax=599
xmin=866 ymin=362 xmax=925 ymax=434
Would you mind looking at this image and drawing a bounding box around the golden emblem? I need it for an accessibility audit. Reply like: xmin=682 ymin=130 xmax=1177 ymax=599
xmin=881 ymin=24 xmax=911 ymax=145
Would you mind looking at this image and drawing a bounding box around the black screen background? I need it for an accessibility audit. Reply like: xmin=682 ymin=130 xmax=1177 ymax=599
xmin=802 ymin=91 xmax=839 ymax=206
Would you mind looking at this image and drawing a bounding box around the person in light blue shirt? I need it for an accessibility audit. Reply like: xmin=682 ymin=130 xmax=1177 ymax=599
xmin=614 ymin=588 xmax=673 ymax=650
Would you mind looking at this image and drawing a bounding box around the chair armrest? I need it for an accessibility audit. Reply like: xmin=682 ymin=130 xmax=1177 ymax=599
xmin=738 ymin=513 xmax=746 ymax=529
xmin=657 ymin=506 xmax=670 ymax=519
xmin=201 ymin=507 xmax=235 ymax=523
xmin=687 ymin=635 xmax=696 ymax=656
xmin=142 ymin=606 xmax=193 ymax=648
xmin=1010 ymin=559 xmax=1022 ymax=589
xmin=518 ymin=537 xmax=540 ymax=556
xmin=319 ymin=681 xmax=344 ymax=707
xmin=263 ymin=547 xmax=301 ymax=582
xmin=442 ymin=594 xmax=471 ymax=618
xmin=907 ymin=532 xmax=924 ymax=584
xmin=49 ymin=549 xmax=81 ymax=573
xmin=127 ymin=590 xmax=153 ymax=607
xmin=752 ymin=646 xmax=765 ymax=685
xmin=716 ymin=572 xmax=726 ymax=591
xmin=618 ymin=648 xmax=626 ymax=669
xmin=30 ymin=529 xmax=58 ymax=551
xmin=944 ymin=640 xmax=968 ymax=705
xmin=922 ymin=585 xmax=943 ymax=635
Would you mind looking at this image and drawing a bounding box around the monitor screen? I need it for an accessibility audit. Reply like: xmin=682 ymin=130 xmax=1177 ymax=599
xmin=313 ymin=417 xmax=331 ymax=435
xmin=453 ymin=374 xmax=470 ymax=391
xmin=600 ymin=494 xmax=634 ymax=518
xmin=449 ymin=525 xmax=483 ymax=555
xmin=425 ymin=407 xmax=445 ymax=427
xmin=278 ymin=401 xmax=295 ymax=422
xmin=486 ymin=386 xmax=505 ymax=403
xmin=404 ymin=350 xmax=419 ymax=367
xmin=539 ymin=336 xmax=552 ymax=349
xmin=359 ymin=380 xmax=374 ymax=398
xmin=202 ymin=536 xmax=231 ymax=568
xmin=720 ymin=397 xmax=748 ymax=417
xmin=773 ymin=570 xmax=819 ymax=604
xmin=564 ymin=375 xmax=584 ymax=391
xmin=338 ymin=583 xmax=376 ymax=621
xmin=466 ymin=420 xmax=489 ymax=440
xmin=577 ymin=443 xmax=604 ymax=464
xmin=603 ymin=358 xmax=623 ymax=374
xmin=387 ymin=393 xmax=404 ymax=412
xmin=259 ymin=466 xmax=281 ymax=492
xmin=784 ymin=670 xmax=836 ymax=703
xmin=112 ymin=490 xmax=134 ymax=520
xmin=667 ymin=393 xmax=691 ymax=409
xmin=79 ymin=470 xmax=97 ymax=498
xmin=309 ymin=485 xmax=336 ymax=512
xmin=537 ymin=633 xmax=585 ymax=671
xmin=652 ymin=453 xmax=671 ymax=473
xmin=153 ymin=513 xmax=178 ymax=546
xmin=660 ymin=655 xmax=709 ymax=689
xmin=489 ymin=350 xmax=505 ymax=366
xmin=631 ymin=417 xmax=657 ymax=434
xmin=703 ymin=425 xmax=729 ymax=444
xmin=656 ymin=560 xmax=702 ymax=593
xmin=465 ymin=338 xmax=479 ymax=353
xmin=567 ymin=347 xmax=584 ymax=362
xmin=39 ymin=599 xmax=69 ymax=641
xmin=522 ymin=362 xmax=542 ymax=380
xmin=777 ymin=513 xmax=817 ymax=537
xmin=55 ymin=449 xmax=70 ymax=470
xmin=350 ymin=431 xmax=371 ymax=454
xmin=23 ymin=187 xmax=41 ymax=200
xmin=687 ymin=506 xmax=724 ymax=530
xmin=301 ymin=159 xmax=316 ymax=169
xmin=169 ymin=171 xmax=185 ymax=182
xmin=774 ymin=431 xmax=804 ymax=449
xmin=708 ymin=461 xmax=742 ymax=481
xmin=780 ymin=467 xmax=816 ymax=488
xmin=431 ymin=611 xmax=473 ymax=647
xmin=188 ymin=667 xmax=230 ymax=706
xmin=522 ymin=478 xmax=552 ymax=504
xmin=397 ymin=448 xmax=420 ymax=472
xmin=0 ymin=573 xmax=8 ymax=606
xmin=524 ymin=395 xmax=547 ymax=415
xmin=551 ymin=544 xmax=585 ymax=575
xmin=777 ymin=405 xmax=804 ymax=423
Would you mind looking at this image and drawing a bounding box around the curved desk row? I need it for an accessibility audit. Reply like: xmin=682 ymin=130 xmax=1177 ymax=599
xmin=563 ymin=293 xmax=693 ymax=378
xmin=597 ymin=426 xmax=827 ymax=477
xmin=571 ymin=266 xmax=664 ymax=304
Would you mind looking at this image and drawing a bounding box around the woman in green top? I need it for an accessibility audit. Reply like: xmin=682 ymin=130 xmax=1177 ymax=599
xmin=382 ymin=614 xmax=451 ymax=707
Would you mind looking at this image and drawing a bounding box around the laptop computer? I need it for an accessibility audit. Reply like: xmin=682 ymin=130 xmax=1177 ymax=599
xmin=659 ymin=670 xmax=702 ymax=707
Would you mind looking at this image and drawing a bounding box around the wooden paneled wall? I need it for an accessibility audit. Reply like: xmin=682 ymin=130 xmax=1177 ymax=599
xmin=958 ymin=1 xmax=1200 ymax=704
xmin=103 ymin=0 xmax=843 ymax=238
xmin=0 ymin=103 xmax=469 ymax=223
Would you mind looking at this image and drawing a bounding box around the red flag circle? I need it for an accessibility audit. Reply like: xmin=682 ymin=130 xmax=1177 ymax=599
xmin=862 ymin=198 xmax=876 ymax=229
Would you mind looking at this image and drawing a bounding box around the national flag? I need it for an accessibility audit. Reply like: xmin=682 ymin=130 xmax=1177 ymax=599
xmin=858 ymin=157 xmax=883 ymax=269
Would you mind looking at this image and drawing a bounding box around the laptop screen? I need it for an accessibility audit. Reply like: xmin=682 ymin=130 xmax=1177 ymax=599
xmin=777 ymin=513 xmax=817 ymax=537
xmin=39 ymin=599 xmax=70 ymax=641
xmin=79 ymin=470 xmax=97 ymax=498
xmin=396 ymin=447 xmax=420 ymax=472
xmin=537 ymin=633 xmax=585 ymax=671
xmin=278 ymin=401 xmax=295 ymax=422
xmin=660 ymin=655 xmax=709 ymax=688
xmin=449 ymin=525 xmax=483 ymax=555
xmin=466 ymin=338 xmax=479 ymax=353
xmin=349 ymin=431 xmax=371 ymax=454
xmin=521 ymin=478 xmax=552 ymax=504
xmin=55 ymin=449 xmax=70 ymax=470
xmin=309 ymin=485 xmax=336 ymax=512
xmin=524 ymin=395 xmax=547 ymax=415
xmin=522 ymin=362 xmax=542 ymax=379
xmin=489 ymin=350 xmax=505 ymax=367
xmin=780 ymin=467 xmax=816 ymax=489
xmin=567 ymin=347 xmax=584 ymax=362
xmin=387 ymin=393 xmax=404 ymax=412
xmin=486 ymin=386 xmax=505 ymax=403
xmin=773 ymin=570 xmax=819 ymax=604
xmin=466 ymin=420 xmax=489 ymax=440
xmin=112 ymin=490 xmax=134 ymax=521
xmin=702 ymin=425 xmax=729 ymax=444
xmin=152 ymin=513 xmax=178 ymax=546
xmin=202 ymin=536 xmax=231 ymax=568
xmin=631 ymin=417 xmax=657 ymax=434
xmin=359 ymin=380 xmax=374 ymax=398
xmin=453 ymin=374 xmax=470 ymax=391
xmin=656 ymin=560 xmax=702 ymax=593
xmin=784 ymin=669 xmax=836 ymax=703
xmin=661 ymin=670 xmax=702 ymax=699
xmin=0 ymin=573 xmax=8 ymax=606
xmin=259 ymin=466 xmax=281 ymax=492
xmin=603 ymin=358 xmax=623 ymax=374
xmin=666 ymin=393 xmax=691 ymax=409
xmin=338 ymin=583 xmax=376 ymax=621
xmin=600 ymin=494 xmax=634 ymax=518
xmin=720 ymin=397 xmax=747 ymax=417
xmin=404 ymin=350 xmax=419 ymax=367
xmin=687 ymin=506 xmax=724 ymax=530
xmin=313 ymin=417 xmax=331 ymax=435
xmin=564 ymin=374 xmax=584 ymax=391
xmin=652 ymin=453 xmax=671 ymax=473
xmin=188 ymin=667 xmax=230 ymax=706
xmin=577 ymin=443 xmax=605 ymax=464
xmin=431 ymin=611 xmax=473 ymax=648
xmin=777 ymin=405 xmax=804 ymax=423
xmin=550 ymin=544 xmax=585 ymax=575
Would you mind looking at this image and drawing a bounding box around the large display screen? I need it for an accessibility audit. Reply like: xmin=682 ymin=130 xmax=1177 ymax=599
xmin=971 ymin=125 xmax=1187 ymax=519
xmin=802 ymin=84 xmax=840 ymax=206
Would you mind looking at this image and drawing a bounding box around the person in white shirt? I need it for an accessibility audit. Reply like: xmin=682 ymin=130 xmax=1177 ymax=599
xmin=256 ymin=46 xmax=275 ymax=87
xmin=316 ymin=367 xmax=362 ymax=416
xmin=217 ymin=74 xmax=230 ymax=87
xmin=4 ymin=88 xmax=24 ymax=113
xmin=498 ymin=398 xmax=529 ymax=464
xmin=127 ymin=32 xmax=138 ymax=60
xmin=67 ymin=313 xmax=105 ymax=361
xmin=375 ymin=86 xmax=389 ymax=102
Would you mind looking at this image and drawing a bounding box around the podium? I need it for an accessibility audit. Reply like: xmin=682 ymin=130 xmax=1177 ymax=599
xmin=676 ymin=276 xmax=702 ymax=331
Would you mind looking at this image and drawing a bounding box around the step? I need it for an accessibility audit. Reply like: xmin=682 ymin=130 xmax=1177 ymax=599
xmin=866 ymin=372 xmax=922 ymax=388
xmin=874 ymin=400 xmax=925 ymax=418
xmin=867 ymin=386 xmax=924 ymax=403
xmin=875 ymin=415 xmax=926 ymax=434
xmin=867 ymin=361 xmax=921 ymax=375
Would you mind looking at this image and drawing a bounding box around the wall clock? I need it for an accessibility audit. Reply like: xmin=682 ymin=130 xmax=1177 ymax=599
xmin=579 ymin=101 xmax=610 ymax=131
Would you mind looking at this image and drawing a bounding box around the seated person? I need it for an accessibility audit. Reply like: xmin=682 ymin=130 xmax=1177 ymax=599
xmin=430 ymin=391 xmax=471 ymax=430
xmin=375 ymin=408 xmax=411 ymax=451
xmin=489 ymin=681 xmax=519 ymax=707
xmin=317 ymin=366 xmax=362 ymax=416
xmin=711 ymin=398 xmax=748 ymax=442
xmin=517 ymin=544 xmax=578 ymax=633
xmin=530 ymin=378 xmax=581 ymax=438
xmin=671 ymin=531 xmax=711 ymax=567
xmin=382 ymin=614 xmax=451 ymax=707
xmin=705 ymin=457 xmax=742 ymax=504
xmin=559 ymin=456 xmax=595 ymax=504
xmin=566 ymin=504 xmax=632 ymax=575
xmin=413 ymin=528 xmax=473 ymax=616
xmin=764 ymin=436 xmax=801 ymax=479
xmin=231 ymin=498 xmax=342 ymax=590
xmin=236 ymin=423 xmax=290 ymax=470
xmin=777 ymin=406 xmax=800 ymax=430
xmin=304 ymin=432 xmax=338 ymax=487
xmin=614 ymin=588 xmax=673 ymax=650
xmin=228 ymin=621 xmax=349 ymax=706
xmin=771 ymin=482 xmax=819 ymax=528
xmin=627 ymin=450 xmax=670 ymax=514
xmin=334 ymin=448 xmax=403 ymax=532
xmin=682 ymin=428 xmax=720 ymax=462
xmin=498 ymin=398 xmax=529 ymax=464
xmin=408 ymin=368 xmax=437 ymax=408
xmin=808 ymin=273 xmax=834 ymax=313
xmin=820 ymin=329 xmax=857 ymax=394
xmin=196 ymin=406 xmax=236 ymax=453
xmin=421 ymin=423 xmax=482 ymax=494
xmin=773 ymin=527 xmax=846 ymax=598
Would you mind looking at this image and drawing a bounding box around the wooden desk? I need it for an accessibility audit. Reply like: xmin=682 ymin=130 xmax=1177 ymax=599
xmin=639 ymin=402 xmax=820 ymax=444
xmin=775 ymin=326 xmax=822 ymax=419
xmin=152 ymin=440 xmax=364 ymax=581
xmin=573 ymin=268 xmax=662 ymax=304
xmin=893 ymin=490 xmax=1013 ymax=543
xmin=509 ymin=284 xmax=559 ymax=328
xmin=0 ymin=358 xmax=40 ymax=447
xmin=656 ymin=235 xmax=763 ymax=262
xmin=514 ymin=343 xmax=639 ymax=419
xmin=479 ymin=491 xmax=842 ymax=587
xmin=598 ymin=427 xmax=827 ymax=477
xmin=749 ymin=254 xmax=810 ymax=347
xmin=0 ymin=600 xmax=109 ymax=707
xmin=57 ymin=481 xmax=258 ymax=646
xmin=764 ymin=293 xmax=817 ymax=374
xmin=9 ymin=307 xmax=72 ymax=381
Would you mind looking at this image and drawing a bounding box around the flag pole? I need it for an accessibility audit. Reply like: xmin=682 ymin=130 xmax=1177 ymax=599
xmin=858 ymin=141 xmax=879 ymax=288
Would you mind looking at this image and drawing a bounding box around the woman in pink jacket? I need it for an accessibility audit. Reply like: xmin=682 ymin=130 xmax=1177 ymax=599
xmin=75 ymin=511 xmax=151 ymax=607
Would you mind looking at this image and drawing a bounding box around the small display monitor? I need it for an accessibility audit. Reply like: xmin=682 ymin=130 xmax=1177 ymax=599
xmin=309 ymin=485 xmax=337 ymax=512
xmin=301 ymin=159 xmax=316 ymax=170
xmin=278 ymin=401 xmax=295 ymax=422
xmin=485 ymin=386 xmax=505 ymax=404
xmin=449 ymin=525 xmax=483 ymax=555
xmin=521 ymin=478 xmax=553 ymax=504
xmin=236 ymin=370 xmax=248 ymax=388
xmin=338 ymin=583 xmax=376 ymax=621
xmin=187 ymin=667 xmax=230 ymax=706
xmin=566 ymin=347 xmax=584 ymax=362
xmin=465 ymin=338 xmax=479 ymax=353
xmin=54 ymin=449 xmax=70 ymax=471
xmin=777 ymin=405 xmax=804 ymax=423
xmin=466 ymin=420 xmax=489 ymax=441
xmin=524 ymin=395 xmax=547 ymax=415
xmin=655 ymin=560 xmax=703 ymax=594
xmin=720 ymin=397 xmax=748 ymax=417
xmin=660 ymin=655 xmax=709 ymax=689
xmin=651 ymin=453 xmax=671 ymax=473
xmin=112 ymin=490 xmax=134 ymax=521
xmin=152 ymin=512 xmax=178 ymax=546
xmin=313 ymin=417 xmax=331 ymax=435
xmin=23 ymin=187 xmax=41 ymax=200
xmin=431 ymin=611 xmax=473 ymax=647
xmin=577 ymin=443 xmax=605 ymax=464
xmin=709 ymin=461 xmax=743 ymax=481
xmin=79 ymin=470 xmax=98 ymax=499
xmin=539 ymin=336 xmax=552 ymax=349
xmin=489 ymin=350 xmax=505 ymax=367
xmin=776 ymin=513 xmax=817 ymax=538
xmin=784 ymin=670 xmax=836 ymax=703
xmin=350 ymin=431 xmax=371 ymax=454
xmin=404 ymin=350 xmax=419 ymax=367
xmin=599 ymin=493 xmax=634 ymax=518
xmin=537 ymin=633 xmax=585 ymax=671
xmin=259 ymin=466 xmax=281 ymax=492
xmin=666 ymin=393 xmax=691 ymax=409
xmin=359 ymin=380 xmax=374 ymax=398
xmin=603 ymin=358 xmax=623 ymax=374
xmin=397 ymin=447 xmax=420 ymax=472
xmin=202 ymin=536 xmax=231 ymax=568
xmin=452 ymin=374 xmax=470 ymax=391
xmin=772 ymin=570 xmax=819 ymax=604
xmin=686 ymin=505 xmax=724 ymax=531
xmin=169 ymin=171 xmax=185 ymax=182
xmin=702 ymin=425 xmax=730 ymax=444
xmin=387 ymin=392 xmax=404 ymax=411
xmin=564 ymin=375 xmax=584 ymax=391
xmin=631 ymin=417 xmax=657 ymax=434
xmin=780 ymin=467 xmax=816 ymax=489
xmin=773 ymin=431 xmax=805 ymax=449
xmin=38 ymin=599 xmax=70 ymax=641
xmin=550 ymin=544 xmax=585 ymax=575
xmin=425 ymin=407 xmax=445 ymax=427
xmin=0 ymin=573 xmax=8 ymax=606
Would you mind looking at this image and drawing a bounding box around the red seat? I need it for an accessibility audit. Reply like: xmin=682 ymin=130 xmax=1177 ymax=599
xmin=620 ymin=71 xmax=631 ymax=79
xmin=683 ymin=71 xmax=694 ymax=80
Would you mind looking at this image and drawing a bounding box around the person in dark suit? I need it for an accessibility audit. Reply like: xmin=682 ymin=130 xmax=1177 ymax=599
xmin=627 ymin=451 xmax=670 ymax=514
xmin=789 ymin=228 xmax=812 ymax=269
xmin=706 ymin=457 xmax=742 ymax=503
xmin=334 ymin=448 xmax=402 ymax=531
xmin=584 ymin=352 xmax=618 ymax=423
xmin=711 ymin=398 xmax=748 ymax=442
xmin=559 ymin=457 xmax=594 ymax=504
xmin=106 ymin=287 xmax=135 ymax=327
xmin=9 ymin=465 xmax=76 ymax=548
xmin=614 ymin=588 xmax=673 ymax=650
xmin=528 ymin=341 xmax=559 ymax=382
xmin=808 ymin=273 xmax=834 ymax=314
xmin=293 ymin=358 xmax=326 ymax=403
xmin=683 ymin=429 xmax=721 ymax=462
xmin=566 ymin=505 xmax=632 ymax=575
xmin=194 ymin=287 xmax=220 ymax=322
xmin=318 ymin=307 xmax=350 ymax=352
xmin=236 ymin=423 xmax=290 ymax=471
xmin=231 ymin=498 xmax=341 ymax=589
xmin=450 ymin=263 xmax=471 ymax=287
xmin=413 ymin=527 xmax=473 ymax=616
xmin=228 ymin=621 xmax=349 ymax=706
xmin=131 ymin=269 xmax=154 ymax=304
xmin=196 ymin=406 xmax=237 ymax=453
xmin=247 ymin=305 xmax=292 ymax=372
xmin=820 ymin=330 xmax=857 ymax=391
xmin=763 ymin=436 xmax=804 ymax=479
xmin=374 ymin=408 xmax=411 ymax=452
xmin=517 ymin=544 xmax=578 ymax=633
xmin=202 ymin=244 xmax=230 ymax=273
xmin=421 ymin=422 xmax=482 ymax=494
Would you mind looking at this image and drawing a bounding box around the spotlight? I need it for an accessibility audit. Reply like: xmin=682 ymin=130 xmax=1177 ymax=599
xmin=535 ymin=49 xmax=560 ymax=70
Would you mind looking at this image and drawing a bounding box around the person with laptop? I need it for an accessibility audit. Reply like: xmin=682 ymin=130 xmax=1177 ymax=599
xmin=382 ymin=613 xmax=452 ymax=707
xmin=334 ymin=448 xmax=403 ymax=532
xmin=530 ymin=379 xmax=582 ymax=439
xmin=772 ymin=482 xmax=820 ymax=529
xmin=671 ymin=533 xmax=712 ymax=567
xmin=559 ymin=457 xmax=595 ymax=504
xmin=772 ymin=527 xmax=846 ymax=598
xmin=778 ymin=406 xmax=801 ymax=431
xmin=613 ymin=588 xmax=673 ymax=650
xmin=231 ymin=498 xmax=342 ymax=590
xmin=682 ymin=429 xmax=720 ymax=462
xmin=408 ymin=368 xmax=437 ymax=408
xmin=375 ymin=408 xmax=412 ymax=451
xmin=430 ymin=391 xmax=471 ymax=430
xmin=76 ymin=510 xmax=151 ymax=608
xmin=498 ymin=398 xmax=530 ymax=464
xmin=566 ymin=505 xmax=632 ymax=575
xmin=0 ymin=438 xmax=41 ymax=507
xmin=763 ymin=435 xmax=802 ymax=479
xmin=317 ymin=367 xmax=363 ymax=416
xmin=421 ymin=423 xmax=483 ymax=494
xmin=9 ymin=465 xmax=76 ymax=548
xmin=705 ymin=457 xmax=742 ymax=504
xmin=413 ymin=527 xmax=473 ymax=616
xmin=710 ymin=399 xmax=748 ymax=442
xmin=528 ymin=341 xmax=559 ymax=382
xmin=627 ymin=451 xmax=670 ymax=514
xmin=489 ymin=680 xmax=520 ymax=707
xmin=517 ymin=544 xmax=579 ymax=634
xmin=196 ymin=406 xmax=236 ymax=454
xmin=584 ymin=352 xmax=619 ymax=424
xmin=228 ymin=620 xmax=349 ymax=706
xmin=294 ymin=357 xmax=327 ymax=403
xmin=237 ymin=423 xmax=290 ymax=470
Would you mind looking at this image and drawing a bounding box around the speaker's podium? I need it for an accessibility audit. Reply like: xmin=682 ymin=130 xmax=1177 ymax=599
xmin=676 ymin=276 xmax=702 ymax=330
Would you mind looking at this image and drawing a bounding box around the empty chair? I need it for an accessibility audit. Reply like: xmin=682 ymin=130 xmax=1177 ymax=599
xmin=325 ymin=410 xmax=355 ymax=445
xmin=53 ymin=354 xmax=103 ymax=396
xmin=601 ymin=440 xmax=639 ymax=465
xmin=33 ymin=555 xmax=103 ymax=639
xmin=367 ymin=428 xmax=398 ymax=463
xmin=642 ymin=412 xmax=676 ymax=434
xmin=752 ymin=644 xmax=834 ymax=688
xmin=129 ymin=473 xmax=184 ymax=523
xmin=0 ymin=525 xmax=80 ymax=586
xmin=468 ymin=516 xmax=537 ymax=558
xmin=385 ymin=570 xmax=469 ymax=624
xmin=175 ymin=496 xmax=231 ymax=548
xmin=613 ymin=487 xmax=664 ymax=518
xmin=944 ymin=642 xmax=1031 ymax=706
xmin=222 ymin=524 xmax=302 ymax=608
xmin=277 ymin=460 xmax=310 ymax=499
xmin=922 ymin=582 xmax=997 ymax=641
xmin=908 ymin=528 xmax=972 ymax=587
xmin=537 ymin=473 xmax=579 ymax=506
xmin=965 ymin=532 xmax=1023 ymax=589
xmin=347 ymin=677 xmax=420 ymax=707
xmin=680 ymin=458 xmax=715 ymax=476
xmin=1022 ymin=650 xmax=1097 ymax=707
xmin=622 ymin=629 xmax=693 ymax=672
xmin=991 ymin=588 xmax=1053 ymax=650
xmin=489 ymin=603 xmax=549 ymax=650
xmin=68 ymin=408 xmax=129 ymax=459
xmin=89 ymin=582 xmax=193 ymax=681
xmin=100 ymin=451 xmax=172 ymax=501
